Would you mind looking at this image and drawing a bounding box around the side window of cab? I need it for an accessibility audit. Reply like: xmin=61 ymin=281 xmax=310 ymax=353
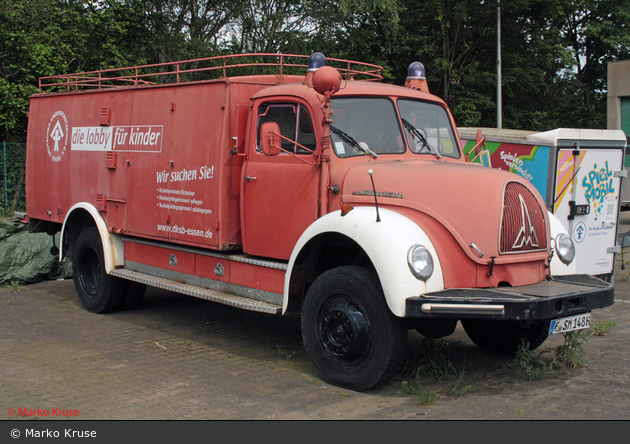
xmin=256 ymin=102 xmax=316 ymax=154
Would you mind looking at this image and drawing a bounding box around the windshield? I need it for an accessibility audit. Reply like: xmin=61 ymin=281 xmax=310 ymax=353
xmin=330 ymin=98 xmax=404 ymax=157
xmin=397 ymin=99 xmax=460 ymax=158
xmin=329 ymin=97 xmax=460 ymax=159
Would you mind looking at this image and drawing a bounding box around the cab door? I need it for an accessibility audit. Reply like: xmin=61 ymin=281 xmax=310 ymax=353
xmin=241 ymin=100 xmax=320 ymax=260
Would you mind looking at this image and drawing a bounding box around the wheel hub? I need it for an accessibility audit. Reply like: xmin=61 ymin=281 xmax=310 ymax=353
xmin=319 ymin=300 xmax=369 ymax=360
xmin=78 ymin=246 xmax=101 ymax=296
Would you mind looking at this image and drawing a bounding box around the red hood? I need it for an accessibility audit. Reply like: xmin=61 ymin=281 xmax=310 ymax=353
xmin=340 ymin=159 xmax=549 ymax=263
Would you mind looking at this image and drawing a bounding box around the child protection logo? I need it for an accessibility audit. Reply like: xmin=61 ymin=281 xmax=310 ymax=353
xmin=46 ymin=111 xmax=69 ymax=162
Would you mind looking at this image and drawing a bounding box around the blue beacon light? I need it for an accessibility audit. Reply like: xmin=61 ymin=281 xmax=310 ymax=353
xmin=404 ymin=61 xmax=429 ymax=92
xmin=407 ymin=61 xmax=426 ymax=79
xmin=308 ymin=52 xmax=328 ymax=71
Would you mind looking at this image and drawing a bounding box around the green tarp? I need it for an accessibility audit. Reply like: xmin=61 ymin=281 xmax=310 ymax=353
xmin=0 ymin=219 xmax=71 ymax=285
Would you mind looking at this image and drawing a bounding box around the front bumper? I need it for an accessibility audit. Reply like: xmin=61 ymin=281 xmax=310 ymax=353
xmin=405 ymin=274 xmax=613 ymax=322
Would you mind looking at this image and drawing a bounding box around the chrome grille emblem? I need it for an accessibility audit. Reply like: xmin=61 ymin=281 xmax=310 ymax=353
xmin=500 ymin=181 xmax=546 ymax=254
xmin=512 ymin=194 xmax=539 ymax=249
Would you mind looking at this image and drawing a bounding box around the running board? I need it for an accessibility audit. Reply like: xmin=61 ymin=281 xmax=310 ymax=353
xmin=110 ymin=268 xmax=282 ymax=314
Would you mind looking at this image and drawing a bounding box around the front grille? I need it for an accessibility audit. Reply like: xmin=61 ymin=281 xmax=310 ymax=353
xmin=500 ymin=181 xmax=547 ymax=254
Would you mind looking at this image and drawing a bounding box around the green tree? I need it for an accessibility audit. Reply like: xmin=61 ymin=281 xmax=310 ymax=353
xmin=0 ymin=0 xmax=73 ymax=140
xmin=59 ymin=0 xmax=156 ymax=72
xmin=2 ymin=0 xmax=629 ymax=141
xmin=557 ymin=0 xmax=630 ymax=129
xmin=320 ymin=0 xmax=402 ymax=73
xmin=141 ymin=0 xmax=249 ymax=62
xmin=498 ymin=0 xmax=575 ymax=130
xmin=0 ymin=0 xmax=163 ymax=140
xmin=224 ymin=0 xmax=310 ymax=53
xmin=395 ymin=0 xmax=498 ymax=127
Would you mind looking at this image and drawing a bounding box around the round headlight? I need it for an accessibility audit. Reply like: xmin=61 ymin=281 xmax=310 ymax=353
xmin=555 ymin=233 xmax=575 ymax=265
xmin=407 ymin=245 xmax=434 ymax=280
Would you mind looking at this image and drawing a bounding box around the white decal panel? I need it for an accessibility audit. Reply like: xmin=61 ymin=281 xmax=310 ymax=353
xmin=554 ymin=149 xmax=624 ymax=275
xmin=71 ymin=126 xmax=163 ymax=152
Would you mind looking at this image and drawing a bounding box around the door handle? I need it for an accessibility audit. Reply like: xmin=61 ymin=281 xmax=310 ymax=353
xmin=245 ymin=175 xmax=257 ymax=182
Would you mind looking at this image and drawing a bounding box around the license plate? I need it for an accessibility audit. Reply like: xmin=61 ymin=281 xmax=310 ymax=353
xmin=548 ymin=313 xmax=591 ymax=335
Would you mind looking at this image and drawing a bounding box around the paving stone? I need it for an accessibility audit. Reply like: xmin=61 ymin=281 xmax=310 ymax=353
xmin=2 ymin=276 xmax=630 ymax=420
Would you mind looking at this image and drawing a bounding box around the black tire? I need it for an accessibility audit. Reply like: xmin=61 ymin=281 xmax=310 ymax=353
xmin=461 ymin=318 xmax=551 ymax=354
xmin=413 ymin=318 xmax=458 ymax=339
xmin=301 ymin=266 xmax=407 ymax=391
xmin=72 ymin=228 xmax=124 ymax=313
xmin=118 ymin=280 xmax=146 ymax=310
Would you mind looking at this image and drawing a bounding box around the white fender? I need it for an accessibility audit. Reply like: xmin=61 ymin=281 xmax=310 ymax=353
xmin=548 ymin=211 xmax=578 ymax=276
xmin=61 ymin=203 xmax=124 ymax=274
xmin=284 ymin=207 xmax=444 ymax=317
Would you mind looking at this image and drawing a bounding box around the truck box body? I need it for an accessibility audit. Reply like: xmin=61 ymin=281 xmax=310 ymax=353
xmin=25 ymin=54 xmax=615 ymax=391
xmin=26 ymin=77 xmax=293 ymax=251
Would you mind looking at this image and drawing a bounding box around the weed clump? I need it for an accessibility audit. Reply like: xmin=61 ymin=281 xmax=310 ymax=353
xmin=398 ymin=379 xmax=438 ymax=406
xmin=509 ymin=330 xmax=590 ymax=380
xmin=508 ymin=338 xmax=555 ymax=380
xmin=397 ymin=338 xmax=472 ymax=404
xmin=554 ymin=331 xmax=588 ymax=368
xmin=8 ymin=281 xmax=22 ymax=292
xmin=590 ymin=319 xmax=616 ymax=336
xmin=400 ymin=338 xmax=458 ymax=380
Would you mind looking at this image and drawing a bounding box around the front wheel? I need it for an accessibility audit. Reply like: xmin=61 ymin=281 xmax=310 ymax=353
xmin=301 ymin=266 xmax=407 ymax=391
xmin=461 ymin=319 xmax=550 ymax=354
xmin=72 ymin=227 xmax=124 ymax=313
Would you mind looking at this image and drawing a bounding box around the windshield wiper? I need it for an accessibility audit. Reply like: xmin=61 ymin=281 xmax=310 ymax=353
xmin=330 ymin=125 xmax=378 ymax=158
xmin=401 ymin=118 xmax=441 ymax=159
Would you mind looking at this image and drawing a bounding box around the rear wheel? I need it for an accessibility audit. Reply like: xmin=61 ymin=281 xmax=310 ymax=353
xmin=72 ymin=228 xmax=124 ymax=313
xmin=301 ymin=266 xmax=407 ymax=391
xmin=461 ymin=319 xmax=550 ymax=354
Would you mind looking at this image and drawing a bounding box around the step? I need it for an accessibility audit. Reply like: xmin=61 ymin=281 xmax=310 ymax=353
xmin=110 ymin=268 xmax=282 ymax=314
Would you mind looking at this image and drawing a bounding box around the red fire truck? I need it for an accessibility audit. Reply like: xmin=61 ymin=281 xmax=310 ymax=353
xmin=25 ymin=53 xmax=613 ymax=391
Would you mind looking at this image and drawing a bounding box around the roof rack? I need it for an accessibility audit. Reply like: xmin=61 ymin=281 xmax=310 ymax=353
xmin=38 ymin=53 xmax=384 ymax=92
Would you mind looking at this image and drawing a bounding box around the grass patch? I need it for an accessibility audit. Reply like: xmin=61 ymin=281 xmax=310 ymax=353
xmin=8 ymin=281 xmax=22 ymax=292
xmin=399 ymin=324 xmax=598 ymax=406
xmin=398 ymin=338 xmax=473 ymax=404
xmin=515 ymin=400 xmax=524 ymax=420
xmin=590 ymin=319 xmax=616 ymax=336
xmin=277 ymin=345 xmax=303 ymax=360
xmin=448 ymin=370 xmax=474 ymax=397
xmin=398 ymin=380 xmax=439 ymax=406
xmin=400 ymin=338 xmax=459 ymax=380
xmin=508 ymin=339 xmax=556 ymax=380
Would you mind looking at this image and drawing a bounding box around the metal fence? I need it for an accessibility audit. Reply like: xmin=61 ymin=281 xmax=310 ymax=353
xmin=1 ymin=142 xmax=26 ymax=218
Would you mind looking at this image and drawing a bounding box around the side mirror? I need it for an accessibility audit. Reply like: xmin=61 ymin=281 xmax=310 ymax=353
xmin=260 ymin=121 xmax=281 ymax=156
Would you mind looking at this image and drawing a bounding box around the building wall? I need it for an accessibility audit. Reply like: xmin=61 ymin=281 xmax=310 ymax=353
xmin=608 ymin=60 xmax=630 ymax=205
xmin=608 ymin=60 xmax=630 ymax=139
